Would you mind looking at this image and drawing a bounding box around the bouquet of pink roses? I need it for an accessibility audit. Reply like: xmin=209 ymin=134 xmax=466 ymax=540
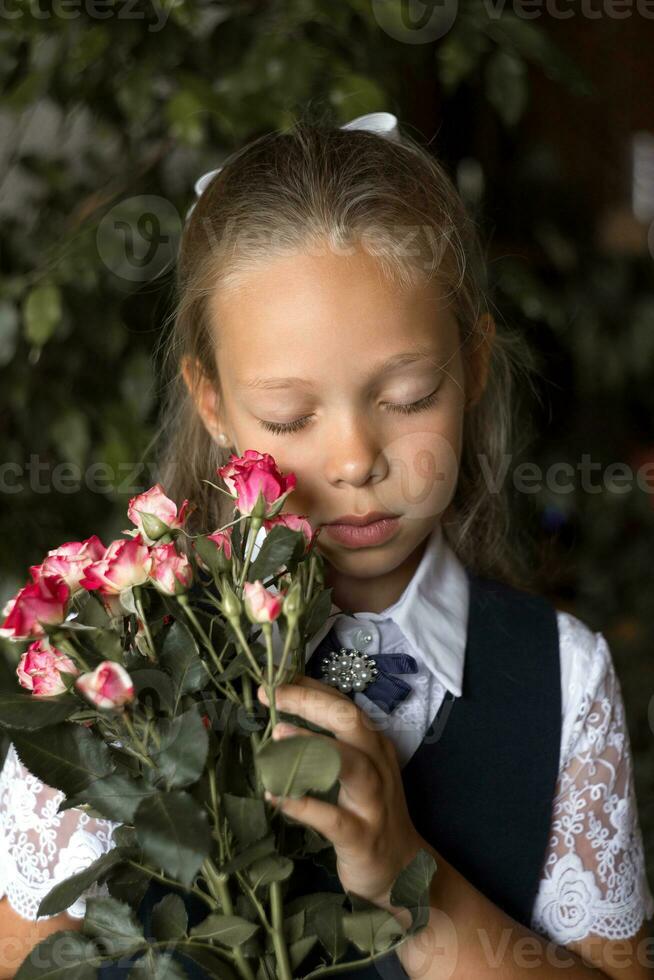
xmin=0 ymin=450 xmax=436 ymax=979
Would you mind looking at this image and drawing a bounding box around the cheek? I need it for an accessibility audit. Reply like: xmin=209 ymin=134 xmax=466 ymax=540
xmin=371 ymin=415 xmax=463 ymax=522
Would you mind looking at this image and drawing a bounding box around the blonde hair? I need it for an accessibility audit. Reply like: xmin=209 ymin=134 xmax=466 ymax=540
xmin=152 ymin=113 xmax=542 ymax=591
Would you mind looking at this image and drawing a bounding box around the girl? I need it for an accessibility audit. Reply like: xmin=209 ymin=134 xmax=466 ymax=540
xmin=1 ymin=112 xmax=653 ymax=980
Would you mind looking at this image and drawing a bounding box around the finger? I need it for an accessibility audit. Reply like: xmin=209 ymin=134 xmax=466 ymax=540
xmin=264 ymin=783 xmax=365 ymax=851
xmin=257 ymin=677 xmax=382 ymax=761
xmin=271 ymin=723 xmax=383 ymax=811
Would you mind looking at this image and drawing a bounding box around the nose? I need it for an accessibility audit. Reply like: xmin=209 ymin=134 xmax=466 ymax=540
xmin=323 ymin=417 xmax=388 ymax=487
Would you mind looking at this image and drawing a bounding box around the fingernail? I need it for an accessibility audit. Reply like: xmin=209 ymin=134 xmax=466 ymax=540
xmin=273 ymin=723 xmax=297 ymax=739
xmin=257 ymin=685 xmax=269 ymax=704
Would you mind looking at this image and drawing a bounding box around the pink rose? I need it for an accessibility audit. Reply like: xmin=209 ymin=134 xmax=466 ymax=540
xmin=243 ymin=580 xmax=284 ymax=624
xmin=29 ymin=536 xmax=106 ymax=595
xmin=79 ymin=535 xmax=153 ymax=616
xmin=217 ymin=450 xmax=297 ymax=519
xmin=0 ymin=576 xmax=70 ymax=642
xmin=75 ymin=661 xmax=135 ymax=709
xmin=126 ymin=484 xmax=190 ymax=544
xmin=16 ymin=639 xmax=79 ymax=696
xmin=263 ymin=513 xmax=319 ymax=552
xmin=149 ymin=543 xmax=193 ymax=595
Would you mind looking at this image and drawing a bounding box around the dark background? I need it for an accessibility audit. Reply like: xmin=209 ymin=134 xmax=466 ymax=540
xmin=1 ymin=0 xmax=653 ymax=894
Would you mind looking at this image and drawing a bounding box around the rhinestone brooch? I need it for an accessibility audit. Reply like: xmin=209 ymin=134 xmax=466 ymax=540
xmin=319 ymin=646 xmax=379 ymax=694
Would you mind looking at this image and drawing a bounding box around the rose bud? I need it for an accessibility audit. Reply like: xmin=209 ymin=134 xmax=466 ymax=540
xmin=243 ymin=580 xmax=284 ymax=625
xmin=75 ymin=661 xmax=135 ymax=710
xmin=149 ymin=543 xmax=193 ymax=595
xmin=16 ymin=639 xmax=79 ymax=696
xmin=125 ymin=484 xmax=190 ymax=545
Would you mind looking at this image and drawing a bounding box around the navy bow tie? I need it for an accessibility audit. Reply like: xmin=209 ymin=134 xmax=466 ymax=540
xmin=305 ymin=626 xmax=418 ymax=713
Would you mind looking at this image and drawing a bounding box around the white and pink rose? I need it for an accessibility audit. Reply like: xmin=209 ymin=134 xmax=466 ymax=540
xmin=75 ymin=661 xmax=135 ymax=710
xmin=16 ymin=639 xmax=79 ymax=696
xmin=0 ymin=575 xmax=70 ymax=642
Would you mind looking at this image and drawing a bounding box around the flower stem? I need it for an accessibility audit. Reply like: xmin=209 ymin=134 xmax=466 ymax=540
xmin=261 ymin=622 xmax=293 ymax=980
xmin=237 ymin=516 xmax=262 ymax=589
xmin=121 ymin=709 xmax=155 ymax=769
xmin=202 ymin=859 xmax=257 ymax=980
xmin=126 ymin=859 xmax=214 ymax=911
xmin=133 ymin=587 xmax=156 ymax=662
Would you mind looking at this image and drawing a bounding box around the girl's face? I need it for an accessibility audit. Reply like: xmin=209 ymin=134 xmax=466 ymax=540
xmin=190 ymin=245 xmax=490 ymax=612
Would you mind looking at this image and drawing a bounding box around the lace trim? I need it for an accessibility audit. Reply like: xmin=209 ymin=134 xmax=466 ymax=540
xmin=531 ymin=613 xmax=654 ymax=942
xmin=0 ymin=742 xmax=119 ymax=920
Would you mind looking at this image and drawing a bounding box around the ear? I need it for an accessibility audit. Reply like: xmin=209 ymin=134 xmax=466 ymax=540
xmin=181 ymin=356 xmax=229 ymax=441
xmin=464 ymin=313 xmax=496 ymax=411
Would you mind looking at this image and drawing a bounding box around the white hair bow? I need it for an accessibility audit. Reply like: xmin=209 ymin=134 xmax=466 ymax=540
xmin=185 ymin=111 xmax=401 ymax=222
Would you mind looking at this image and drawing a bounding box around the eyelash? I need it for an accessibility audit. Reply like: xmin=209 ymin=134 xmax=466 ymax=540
xmin=258 ymin=389 xmax=441 ymax=435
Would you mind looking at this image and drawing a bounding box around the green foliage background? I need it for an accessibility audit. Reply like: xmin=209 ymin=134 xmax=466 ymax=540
xmin=1 ymin=0 xmax=653 ymax=902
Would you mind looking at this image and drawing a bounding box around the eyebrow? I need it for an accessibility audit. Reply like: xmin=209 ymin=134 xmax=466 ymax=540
xmin=239 ymin=348 xmax=438 ymax=391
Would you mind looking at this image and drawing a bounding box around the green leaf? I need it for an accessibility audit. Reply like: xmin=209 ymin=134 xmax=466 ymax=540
xmin=127 ymin=951 xmax=188 ymax=978
xmin=289 ymin=934 xmax=319 ymax=971
xmin=22 ymin=284 xmax=62 ymax=347
xmin=37 ymin=848 xmax=123 ymax=917
xmin=11 ymin=723 xmax=115 ymax=796
xmin=131 ymin=668 xmax=175 ymax=715
xmin=151 ymin=893 xmax=188 ymax=942
xmin=51 ymin=408 xmax=91 ymax=470
xmin=485 ymin=48 xmax=529 ymax=126
xmin=218 ymin=833 xmax=277 ymax=876
xmin=106 ymin=863 xmax=151 ymax=911
xmin=82 ymin=895 xmax=145 ymax=957
xmin=151 ymin=707 xmax=209 ymax=789
xmin=176 ymin=942 xmax=239 ymax=979
xmin=166 ymin=90 xmax=206 ymax=147
xmin=329 ymin=72 xmax=387 ymax=119
xmin=246 ymin=853 xmax=293 ymax=889
xmin=222 ymin=793 xmax=268 ymax=847
xmin=134 ymin=790 xmax=212 ymax=888
xmin=256 ymin=733 xmax=341 ymax=797
xmin=311 ymin=903 xmax=347 ymax=961
xmin=0 ymin=693 xmax=79 ymax=730
xmin=0 ymin=299 xmax=19 ymax=366
xmin=389 ymin=847 xmax=438 ymax=932
xmin=14 ymin=931 xmax=102 ymax=979
xmin=189 ymin=913 xmax=259 ymax=946
xmin=301 ymin=588 xmax=333 ymax=640
xmin=61 ymin=770 xmax=154 ymax=823
xmin=342 ymin=906 xmax=405 ymax=955
xmin=247 ymin=525 xmax=306 ymax=582
xmin=160 ymin=620 xmax=209 ymax=701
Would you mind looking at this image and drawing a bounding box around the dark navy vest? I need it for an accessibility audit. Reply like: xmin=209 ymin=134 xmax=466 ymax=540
xmin=97 ymin=569 xmax=561 ymax=979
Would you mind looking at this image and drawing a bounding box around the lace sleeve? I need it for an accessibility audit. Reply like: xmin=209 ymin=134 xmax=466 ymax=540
xmin=531 ymin=612 xmax=654 ymax=945
xmin=0 ymin=740 xmax=120 ymax=921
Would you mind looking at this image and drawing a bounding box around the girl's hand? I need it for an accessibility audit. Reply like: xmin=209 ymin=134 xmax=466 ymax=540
xmin=256 ymin=675 xmax=426 ymax=918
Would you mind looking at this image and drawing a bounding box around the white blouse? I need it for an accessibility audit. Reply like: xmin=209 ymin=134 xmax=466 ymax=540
xmin=1 ymin=523 xmax=653 ymax=950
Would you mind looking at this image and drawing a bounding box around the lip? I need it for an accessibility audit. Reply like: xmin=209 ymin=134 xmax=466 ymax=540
xmin=326 ymin=511 xmax=399 ymax=526
xmin=323 ymin=516 xmax=400 ymax=549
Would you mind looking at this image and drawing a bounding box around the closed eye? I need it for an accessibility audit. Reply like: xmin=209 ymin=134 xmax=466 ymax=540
xmin=258 ymin=388 xmax=441 ymax=435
